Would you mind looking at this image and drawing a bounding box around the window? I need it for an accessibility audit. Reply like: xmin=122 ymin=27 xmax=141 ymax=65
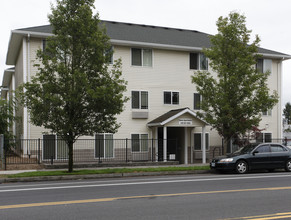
xmin=256 ymin=133 xmax=272 ymax=143
xmin=194 ymin=93 xmax=202 ymax=110
xmin=164 ymin=91 xmax=179 ymax=105
xmin=194 ymin=133 xmax=209 ymax=150
xmin=42 ymin=39 xmax=47 ymax=51
xmin=131 ymin=48 xmax=152 ymax=67
xmin=95 ymin=133 xmax=114 ymax=158
xmin=271 ymin=145 xmax=287 ymax=152
xmin=43 ymin=135 xmax=68 ymax=160
xmin=190 ymin=52 xmax=208 ymax=70
xmin=105 ymin=46 xmax=113 ymax=64
xmin=262 ymin=109 xmax=272 ymax=116
xmin=256 ymin=145 xmax=270 ymax=153
xmin=131 ymin=134 xmax=148 ymax=152
xmin=256 ymin=59 xmax=272 ymax=74
xmin=132 ymin=91 xmax=148 ymax=109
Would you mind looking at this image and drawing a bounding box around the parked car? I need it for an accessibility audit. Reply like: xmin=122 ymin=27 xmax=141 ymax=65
xmin=210 ymin=143 xmax=291 ymax=174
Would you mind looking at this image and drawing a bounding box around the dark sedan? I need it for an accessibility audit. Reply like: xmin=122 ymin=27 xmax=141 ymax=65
xmin=210 ymin=143 xmax=291 ymax=174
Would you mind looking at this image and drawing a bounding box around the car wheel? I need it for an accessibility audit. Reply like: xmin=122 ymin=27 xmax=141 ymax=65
xmin=235 ymin=160 xmax=248 ymax=174
xmin=285 ymin=160 xmax=291 ymax=172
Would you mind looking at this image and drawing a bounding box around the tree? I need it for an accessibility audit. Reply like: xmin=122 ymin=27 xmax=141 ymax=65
xmin=0 ymin=96 xmax=17 ymax=151
xmin=18 ymin=0 xmax=128 ymax=172
xmin=283 ymin=102 xmax=291 ymax=124
xmin=191 ymin=12 xmax=278 ymax=149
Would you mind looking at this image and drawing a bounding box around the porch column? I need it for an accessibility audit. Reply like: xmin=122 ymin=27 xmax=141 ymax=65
xmin=202 ymin=126 xmax=206 ymax=163
xmin=184 ymin=127 xmax=188 ymax=164
xmin=163 ymin=126 xmax=167 ymax=162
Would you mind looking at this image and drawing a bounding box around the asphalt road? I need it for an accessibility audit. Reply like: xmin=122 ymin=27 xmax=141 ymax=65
xmin=1 ymin=172 xmax=291 ymax=220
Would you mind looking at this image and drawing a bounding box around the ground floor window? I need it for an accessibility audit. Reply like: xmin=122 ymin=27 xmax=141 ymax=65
xmin=43 ymin=134 xmax=68 ymax=160
xmin=256 ymin=132 xmax=272 ymax=143
xmin=95 ymin=133 xmax=114 ymax=158
xmin=131 ymin=134 xmax=148 ymax=152
xmin=194 ymin=133 xmax=209 ymax=150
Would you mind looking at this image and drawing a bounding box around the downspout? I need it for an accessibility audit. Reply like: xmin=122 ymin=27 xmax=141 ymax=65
xmin=22 ymin=37 xmax=28 ymax=156
xmin=27 ymin=34 xmax=31 ymax=141
xmin=278 ymin=60 xmax=282 ymax=139
xmin=23 ymin=37 xmax=28 ymax=140
xmin=12 ymin=73 xmax=16 ymax=136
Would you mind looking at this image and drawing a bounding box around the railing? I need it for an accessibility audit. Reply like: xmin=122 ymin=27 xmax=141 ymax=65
xmin=3 ymin=138 xmax=178 ymax=168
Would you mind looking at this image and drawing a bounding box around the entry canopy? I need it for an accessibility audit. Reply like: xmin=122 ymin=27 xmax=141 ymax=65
xmin=147 ymin=107 xmax=208 ymax=127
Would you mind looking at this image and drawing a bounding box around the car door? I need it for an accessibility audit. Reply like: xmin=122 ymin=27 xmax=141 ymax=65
xmin=249 ymin=144 xmax=271 ymax=169
xmin=269 ymin=144 xmax=289 ymax=169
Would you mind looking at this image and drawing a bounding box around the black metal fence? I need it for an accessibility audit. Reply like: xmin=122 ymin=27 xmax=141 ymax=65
xmin=2 ymin=138 xmax=178 ymax=169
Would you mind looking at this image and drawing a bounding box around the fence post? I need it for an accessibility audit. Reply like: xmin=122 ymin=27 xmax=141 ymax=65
xmin=98 ymin=137 xmax=101 ymax=163
xmin=38 ymin=138 xmax=41 ymax=164
xmin=152 ymin=138 xmax=154 ymax=162
xmin=125 ymin=138 xmax=128 ymax=163
xmin=0 ymin=134 xmax=4 ymax=170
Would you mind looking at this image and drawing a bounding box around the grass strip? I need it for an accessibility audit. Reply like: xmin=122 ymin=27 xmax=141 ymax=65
xmin=2 ymin=166 xmax=210 ymax=178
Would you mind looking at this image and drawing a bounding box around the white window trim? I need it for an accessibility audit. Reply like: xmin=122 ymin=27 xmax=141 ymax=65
xmin=131 ymin=133 xmax=149 ymax=153
xmin=190 ymin=52 xmax=208 ymax=70
xmin=163 ymin=90 xmax=180 ymax=105
xmin=94 ymin=133 xmax=114 ymax=159
xmin=131 ymin=48 xmax=153 ymax=67
xmin=193 ymin=132 xmax=210 ymax=151
xmin=131 ymin=90 xmax=149 ymax=110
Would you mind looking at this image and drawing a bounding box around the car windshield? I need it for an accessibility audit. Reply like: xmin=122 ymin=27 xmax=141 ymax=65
xmin=234 ymin=144 xmax=257 ymax=154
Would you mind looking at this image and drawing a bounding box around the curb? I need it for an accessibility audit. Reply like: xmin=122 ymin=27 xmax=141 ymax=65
xmin=0 ymin=170 xmax=211 ymax=184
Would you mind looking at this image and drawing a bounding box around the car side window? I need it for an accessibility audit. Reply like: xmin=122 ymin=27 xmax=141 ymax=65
xmin=256 ymin=145 xmax=270 ymax=153
xmin=270 ymin=145 xmax=286 ymax=152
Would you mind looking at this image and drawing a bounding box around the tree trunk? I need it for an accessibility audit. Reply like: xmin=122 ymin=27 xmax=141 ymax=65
xmin=68 ymin=140 xmax=74 ymax=173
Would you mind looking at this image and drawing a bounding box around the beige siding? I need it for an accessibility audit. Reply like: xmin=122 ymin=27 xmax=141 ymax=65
xmin=21 ymin=40 xmax=283 ymax=145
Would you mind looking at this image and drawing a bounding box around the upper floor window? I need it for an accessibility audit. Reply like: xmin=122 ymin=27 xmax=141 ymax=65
xmin=190 ymin=52 xmax=208 ymax=70
xmin=164 ymin=91 xmax=179 ymax=105
xmin=132 ymin=91 xmax=148 ymax=109
xmin=262 ymin=109 xmax=272 ymax=116
xmin=131 ymin=48 xmax=152 ymax=67
xmin=194 ymin=93 xmax=202 ymax=110
xmin=105 ymin=46 xmax=114 ymax=64
xmin=42 ymin=39 xmax=47 ymax=51
xmin=256 ymin=59 xmax=272 ymax=74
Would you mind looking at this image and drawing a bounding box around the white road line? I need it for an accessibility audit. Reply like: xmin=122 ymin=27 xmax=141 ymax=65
xmin=0 ymin=172 xmax=288 ymax=189
xmin=1 ymin=173 xmax=291 ymax=193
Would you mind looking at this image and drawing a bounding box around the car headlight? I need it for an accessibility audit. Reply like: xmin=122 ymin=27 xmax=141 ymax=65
xmin=220 ymin=158 xmax=234 ymax=163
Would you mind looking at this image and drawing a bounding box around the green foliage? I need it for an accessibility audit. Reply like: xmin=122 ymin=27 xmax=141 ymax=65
xmin=0 ymin=97 xmax=17 ymax=151
xmin=4 ymin=166 xmax=210 ymax=178
xmin=283 ymin=102 xmax=291 ymax=124
xmin=18 ymin=0 xmax=128 ymax=172
xmin=192 ymin=12 xmax=278 ymax=141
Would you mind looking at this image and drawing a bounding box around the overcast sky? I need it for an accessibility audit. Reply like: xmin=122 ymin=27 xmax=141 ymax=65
xmin=1 ymin=0 xmax=291 ymax=105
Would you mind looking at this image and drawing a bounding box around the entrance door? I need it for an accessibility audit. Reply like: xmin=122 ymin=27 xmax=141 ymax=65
xmin=157 ymin=127 xmax=182 ymax=163
xmin=167 ymin=127 xmax=181 ymax=163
